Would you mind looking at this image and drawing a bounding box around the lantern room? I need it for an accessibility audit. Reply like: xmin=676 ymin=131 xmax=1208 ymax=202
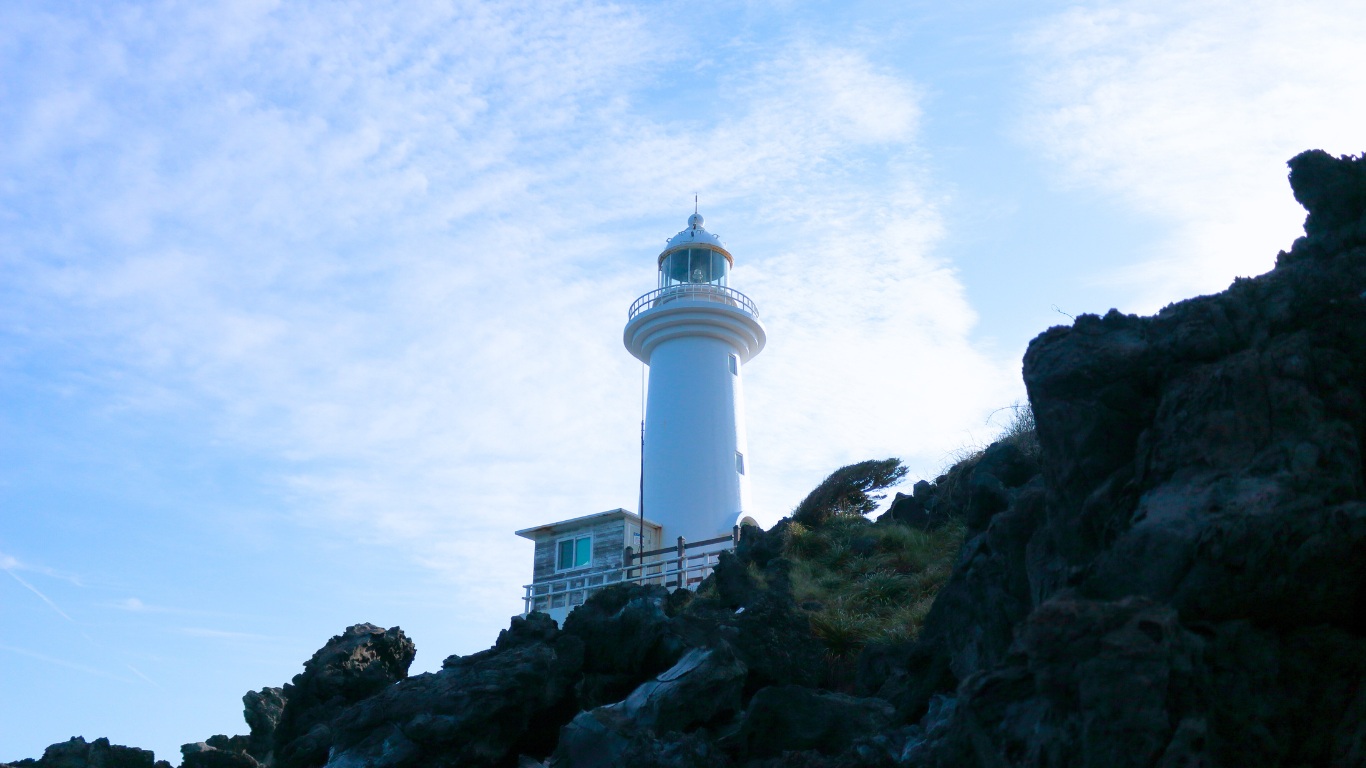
xmin=657 ymin=212 xmax=732 ymax=289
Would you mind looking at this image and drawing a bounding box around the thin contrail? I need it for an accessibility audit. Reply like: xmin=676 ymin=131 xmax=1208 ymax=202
xmin=125 ymin=663 xmax=164 ymax=690
xmin=3 ymin=559 xmax=102 ymax=647
xmin=0 ymin=644 xmax=135 ymax=683
xmin=3 ymin=558 xmax=157 ymax=686
xmin=3 ymin=564 xmax=75 ymax=622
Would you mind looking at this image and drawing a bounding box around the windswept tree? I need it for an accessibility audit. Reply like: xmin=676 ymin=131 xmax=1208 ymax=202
xmin=792 ymin=458 xmax=908 ymax=528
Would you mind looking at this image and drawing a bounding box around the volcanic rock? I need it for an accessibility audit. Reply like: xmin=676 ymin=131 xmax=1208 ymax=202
xmin=896 ymin=150 xmax=1366 ymax=765
xmin=733 ymin=685 xmax=896 ymax=759
xmin=272 ymin=623 xmax=416 ymax=768
xmin=180 ymin=743 xmax=258 ymax=768
xmin=552 ymin=645 xmax=747 ymax=767
xmin=3 ymin=737 xmax=167 ymax=768
xmin=315 ymin=612 xmax=583 ymax=768
xmin=242 ymin=687 xmax=286 ymax=761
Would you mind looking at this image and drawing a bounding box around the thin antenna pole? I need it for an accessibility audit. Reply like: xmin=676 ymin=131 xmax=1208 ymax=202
xmin=694 ymin=194 xmax=698 ymax=215
xmin=638 ymin=361 xmax=646 ymax=559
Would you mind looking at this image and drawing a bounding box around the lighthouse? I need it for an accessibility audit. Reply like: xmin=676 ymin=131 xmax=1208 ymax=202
xmin=625 ymin=212 xmax=766 ymax=543
xmin=515 ymin=211 xmax=764 ymax=623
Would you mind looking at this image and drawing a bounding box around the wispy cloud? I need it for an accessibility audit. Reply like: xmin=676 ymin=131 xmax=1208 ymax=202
xmin=111 ymin=597 xmax=156 ymax=612
xmin=1 ymin=1 xmax=1014 ymax=625
xmin=103 ymin=597 xmax=254 ymax=622
xmin=1019 ymin=0 xmax=1366 ymax=310
xmin=0 ymin=552 xmax=85 ymax=587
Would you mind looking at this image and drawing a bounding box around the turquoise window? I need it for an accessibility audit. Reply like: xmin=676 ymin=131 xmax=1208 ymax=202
xmin=557 ymin=535 xmax=592 ymax=570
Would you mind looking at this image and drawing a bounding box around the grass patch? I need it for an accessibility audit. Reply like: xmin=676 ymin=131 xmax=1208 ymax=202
xmin=778 ymin=402 xmax=1033 ymax=658
xmin=809 ymin=607 xmax=881 ymax=657
xmin=786 ymin=515 xmax=966 ymax=657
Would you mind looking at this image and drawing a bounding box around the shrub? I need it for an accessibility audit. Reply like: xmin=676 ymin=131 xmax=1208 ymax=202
xmin=791 ymin=459 xmax=908 ymax=528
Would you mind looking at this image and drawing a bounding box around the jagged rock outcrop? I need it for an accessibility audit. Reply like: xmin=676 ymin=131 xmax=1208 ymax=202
xmin=558 ymin=586 xmax=691 ymax=709
xmin=318 ymin=612 xmax=584 ymax=768
xmin=865 ymin=439 xmax=1048 ymax=717
xmin=553 ymin=645 xmax=747 ymax=767
xmin=676 ymin=554 xmax=826 ymax=695
xmin=273 ymin=623 xmax=416 ymax=768
xmin=242 ymin=687 xmax=286 ymax=762
xmin=887 ymin=149 xmax=1366 ymax=766
xmin=257 ymin=565 xmax=824 ymax=768
xmin=881 ymin=481 xmax=937 ymax=529
xmin=176 ymin=688 xmax=287 ymax=768
xmin=733 ymin=685 xmax=896 ymax=759
xmin=2 ymin=737 xmax=169 ymax=768
xmin=180 ymin=742 xmax=258 ymax=768
xmin=881 ymin=439 xmax=1040 ymax=534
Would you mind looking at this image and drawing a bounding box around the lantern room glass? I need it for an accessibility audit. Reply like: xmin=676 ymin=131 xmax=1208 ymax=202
xmin=659 ymin=248 xmax=728 ymax=289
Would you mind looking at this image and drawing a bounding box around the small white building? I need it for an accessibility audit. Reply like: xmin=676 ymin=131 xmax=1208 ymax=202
xmin=515 ymin=509 xmax=663 ymax=626
xmin=517 ymin=212 xmax=765 ymax=623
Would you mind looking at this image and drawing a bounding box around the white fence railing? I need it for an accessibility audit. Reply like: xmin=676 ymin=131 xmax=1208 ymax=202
xmin=522 ymin=543 xmax=732 ymax=616
xmin=628 ymin=284 xmax=759 ymax=321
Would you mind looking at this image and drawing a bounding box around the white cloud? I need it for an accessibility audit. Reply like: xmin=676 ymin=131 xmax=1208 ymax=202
xmin=1020 ymin=0 xmax=1366 ymax=310
xmin=2 ymin=1 xmax=1015 ymax=637
xmin=115 ymin=597 xmax=151 ymax=612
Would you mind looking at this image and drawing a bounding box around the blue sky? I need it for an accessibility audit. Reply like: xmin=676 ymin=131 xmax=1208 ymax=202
xmin=2 ymin=0 xmax=1363 ymax=761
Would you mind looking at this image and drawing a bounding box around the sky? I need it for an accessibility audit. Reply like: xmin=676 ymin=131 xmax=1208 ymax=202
xmin=2 ymin=0 xmax=1363 ymax=761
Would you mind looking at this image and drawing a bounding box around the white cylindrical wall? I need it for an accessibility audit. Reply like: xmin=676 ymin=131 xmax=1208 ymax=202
xmin=642 ymin=334 xmax=751 ymax=544
xmin=624 ymin=300 xmax=765 ymax=546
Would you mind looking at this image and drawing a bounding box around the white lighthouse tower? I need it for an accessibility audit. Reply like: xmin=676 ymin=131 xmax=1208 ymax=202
xmin=625 ymin=212 xmax=767 ymax=544
xmin=514 ymin=211 xmax=764 ymax=623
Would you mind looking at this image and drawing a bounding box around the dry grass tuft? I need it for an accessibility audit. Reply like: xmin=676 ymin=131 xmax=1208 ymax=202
xmin=787 ymin=515 xmax=965 ymax=657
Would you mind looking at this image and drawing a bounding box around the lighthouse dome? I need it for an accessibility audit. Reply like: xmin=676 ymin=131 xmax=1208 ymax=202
xmin=658 ymin=212 xmax=734 ymax=288
xmin=664 ymin=213 xmax=726 ymax=252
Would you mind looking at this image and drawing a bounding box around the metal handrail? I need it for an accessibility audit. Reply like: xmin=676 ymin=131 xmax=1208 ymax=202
xmin=629 ymin=530 xmax=737 ymax=563
xmin=521 ymin=544 xmax=732 ymax=616
xmin=628 ymin=284 xmax=759 ymax=321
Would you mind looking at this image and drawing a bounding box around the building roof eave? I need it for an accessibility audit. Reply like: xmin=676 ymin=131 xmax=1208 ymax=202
xmin=514 ymin=508 xmax=662 ymax=539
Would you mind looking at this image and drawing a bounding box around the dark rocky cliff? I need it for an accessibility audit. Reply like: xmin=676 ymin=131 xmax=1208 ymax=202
xmin=876 ymin=148 xmax=1366 ymax=767
xmin=7 ymin=149 xmax=1365 ymax=768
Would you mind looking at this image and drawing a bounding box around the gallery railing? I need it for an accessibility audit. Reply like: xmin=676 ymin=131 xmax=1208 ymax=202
xmin=627 ymin=284 xmax=759 ymax=321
